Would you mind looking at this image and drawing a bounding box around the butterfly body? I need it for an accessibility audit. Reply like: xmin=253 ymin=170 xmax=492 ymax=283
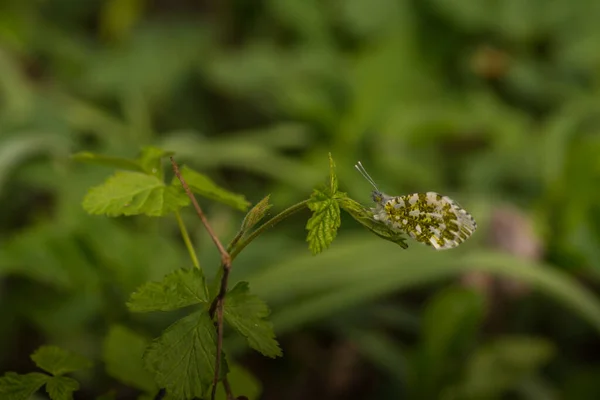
xmin=356 ymin=162 xmax=477 ymax=250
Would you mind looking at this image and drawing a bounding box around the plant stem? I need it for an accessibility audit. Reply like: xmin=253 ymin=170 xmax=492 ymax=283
xmin=209 ymin=199 xmax=309 ymax=316
xmin=170 ymin=157 xmax=232 ymax=400
xmin=175 ymin=210 xmax=200 ymax=269
xmin=171 ymin=158 xmax=310 ymax=400
xmin=229 ymin=199 xmax=310 ymax=260
xmin=226 ymin=229 xmax=244 ymax=253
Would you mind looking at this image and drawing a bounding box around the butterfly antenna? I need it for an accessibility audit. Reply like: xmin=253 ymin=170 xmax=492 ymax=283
xmin=355 ymin=161 xmax=379 ymax=191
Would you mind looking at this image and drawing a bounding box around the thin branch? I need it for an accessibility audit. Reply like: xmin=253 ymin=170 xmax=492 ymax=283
xmin=210 ymin=300 xmax=226 ymax=400
xmin=170 ymin=157 xmax=231 ymax=267
xmin=170 ymin=157 xmax=233 ymax=400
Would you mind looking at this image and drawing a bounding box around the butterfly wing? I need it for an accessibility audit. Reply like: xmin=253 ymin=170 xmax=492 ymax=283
xmin=375 ymin=192 xmax=477 ymax=250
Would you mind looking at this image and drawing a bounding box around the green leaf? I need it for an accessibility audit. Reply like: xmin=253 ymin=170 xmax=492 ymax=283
xmin=177 ymin=165 xmax=250 ymax=211
xmin=306 ymin=188 xmax=341 ymax=255
xmin=45 ymin=376 xmax=79 ymax=400
xmin=143 ymin=310 xmax=217 ymax=400
xmin=71 ymin=152 xmax=144 ymax=172
xmin=83 ymin=171 xmax=189 ymax=217
xmin=162 ymin=184 xmax=192 ymax=214
xmin=215 ymin=364 xmax=262 ymax=400
xmin=339 ymin=197 xmax=408 ymax=249
xmin=137 ymin=146 xmax=174 ymax=178
xmin=0 ymin=372 xmax=49 ymax=400
xmin=103 ymin=325 xmax=157 ymax=393
xmin=127 ymin=268 xmax=208 ymax=312
xmin=240 ymin=194 xmax=273 ymax=236
xmin=305 ymin=153 xmax=345 ymax=255
xmin=224 ymin=282 xmax=282 ymax=358
xmin=31 ymin=346 xmax=92 ymax=376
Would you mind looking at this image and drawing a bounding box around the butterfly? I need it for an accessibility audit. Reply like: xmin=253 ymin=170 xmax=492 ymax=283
xmin=355 ymin=161 xmax=477 ymax=250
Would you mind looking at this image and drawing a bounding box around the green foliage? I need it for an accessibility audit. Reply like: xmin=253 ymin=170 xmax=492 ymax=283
xmin=138 ymin=147 xmax=174 ymax=178
xmin=72 ymin=148 xmax=282 ymax=397
xmin=103 ymin=325 xmax=157 ymax=394
xmin=177 ymin=166 xmax=250 ymax=212
xmin=307 ymin=153 xmax=411 ymax=253
xmin=30 ymin=346 xmax=92 ymax=377
xmin=0 ymin=346 xmax=90 ymax=400
xmin=410 ymin=287 xmax=486 ymax=398
xmin=127 ymin=268 xmax=208 ymax=312
xmin=0 ymin=372 xmax=49 ymax=400
xmin=45 ymin=376 xmax=80 ymax=400
xmin=449 ymin=336 xmax=555 ymax=399
xmin=83 ymin=171 xmax=189 ymax=217
xmin=224 ymin=282 xmax=282 ymax=358
xmin=143 ymin=311 xmax=219 ymax=400
xmin=420 ymin=288 xmax=485 ymax=364
xmin=71 ymin=146 xmax=173 ymax=176
xmin=71 ymin=152 xmax=145 ymax=172
xmin=306 ymin=153 xmax=343 ymax=254
xmin=3 ymin=1 xmax=600 ymax=398
xmin=240 ymin=194 xmax=273 ymax=237
xmin=306 ymin=188 xmax=342 ymax=254
xmin=79 ymin=150 xmax=250 ymax=218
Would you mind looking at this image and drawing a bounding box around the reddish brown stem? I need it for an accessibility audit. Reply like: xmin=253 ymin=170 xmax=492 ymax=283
xmin=170 ymin=157 xmax=234 ymax=400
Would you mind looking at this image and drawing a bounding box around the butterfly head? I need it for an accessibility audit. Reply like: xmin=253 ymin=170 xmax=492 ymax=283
xmin=372 ymin=190 xmax=385 ymax=204
xmin=355 ymin=161 xmax=387 ymax=205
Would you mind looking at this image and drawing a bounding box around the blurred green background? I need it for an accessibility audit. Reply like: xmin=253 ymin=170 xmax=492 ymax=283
xmin=2 ymin=0 xmax=600 ymax=399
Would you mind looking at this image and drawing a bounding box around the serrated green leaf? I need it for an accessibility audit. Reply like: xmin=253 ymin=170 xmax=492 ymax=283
xmin=71 ymin=152 xmax=144 ymax=172
xmin=103 ymin=325 xmax=157 ymax=393
xmin=224 ymin=282 xmax=282 ymax=358
xmin=138 ymin=146 xmax=174 ymax=178
xmin=240 ymin=194 xmax=272 ymax=236
xmin=127 ymin=268 xmax=208 ymax=312
xmin=83 ymin=171 xmax=189 ymax=217
xmin=45 ymin=376 xmax=79 ymax=400
xmin=305 ymin=153 xmax=344 ymax=255
xmin=176 ymin=166 xmax=250 ymax=211
xmin=328 ymin=152 xmax=337 ymax=194
xmin=339 ymin=197 xmax=408 ymax=249
xmin=144 ymin=311 xmax=217 ymax=400
xmin=0 ymin=372 xmax=49 ymax=400
xmin=31 ymin=346 xmax=92 ymax=376
xmin=306 ymin=189 xmax=341 ymax=255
